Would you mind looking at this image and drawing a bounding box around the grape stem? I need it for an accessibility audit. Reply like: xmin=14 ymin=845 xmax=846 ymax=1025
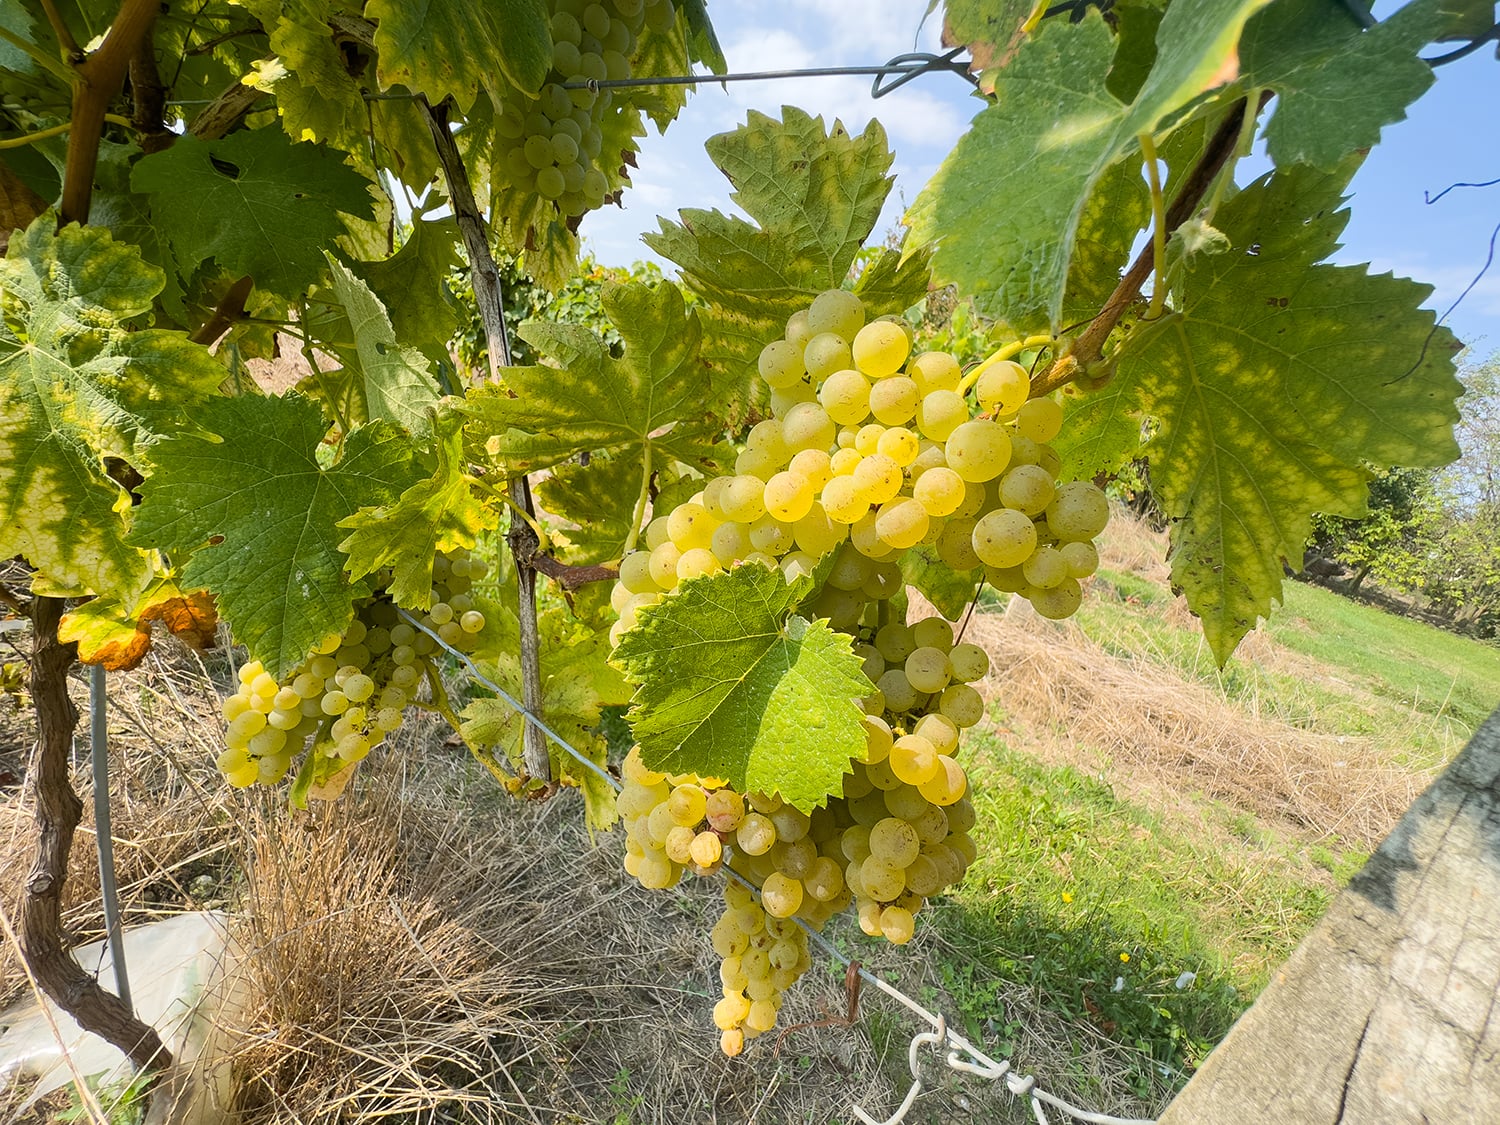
xmin=0 ymin=115 xmax=131 ymax=149
xmin=621 ymin=445 xmax=654 ymax=556
xmin=1028 ymin=90 xmax=1274 ymax=399
xmin=959 ymin=334 xmax=1056 ymax=394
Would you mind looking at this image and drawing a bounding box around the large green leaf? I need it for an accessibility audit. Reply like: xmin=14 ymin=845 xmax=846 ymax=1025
xmin=131 ymin=394 xmax=423 ymax=677
xmin=1238 ymin=0 xmax=1481 ymax=171
xmin=907 ymin=2 xmax=1271 ymax=330
xmin=644 ymin=108 xmax=907 ymax=415
xmin=322 ymin=252 xmax=442 ymax=437
xmin=612 ymin=565 xmax=872 ymax=812
xmin=533 ymin=454 xmax=640 ymax=566
xmin=1075 ymin=164 xmax=1463 ymax=661
xmin=463 ymin=280 xmax=724 ymax=474
xmin=368 ymin=0 xmax=552 ymax=106
xmin=0 ymin=219 xmax=222 ymax=603
xmin=131 ymin=127 xmax=376 ymax=300
xmin=339 ymin=410 xmax=495 ymax=609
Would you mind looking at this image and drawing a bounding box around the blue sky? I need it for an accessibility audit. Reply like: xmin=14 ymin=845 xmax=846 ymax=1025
xmin=580 ymin=1 xmax=1499 ymax=356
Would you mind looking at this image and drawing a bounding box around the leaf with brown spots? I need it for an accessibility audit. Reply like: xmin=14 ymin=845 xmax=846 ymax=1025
xmin=60 ymin=578 xmax=219 ymax=671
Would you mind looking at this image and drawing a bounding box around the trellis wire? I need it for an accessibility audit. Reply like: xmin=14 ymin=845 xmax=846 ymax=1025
xmin=88 ymin=665 xmax=133 ymax=1013
xmin=396 ymin=608 xmax=1156 ymax=1125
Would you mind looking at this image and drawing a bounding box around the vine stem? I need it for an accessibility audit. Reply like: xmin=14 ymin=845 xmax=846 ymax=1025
xmin=1029 ymin=90 xmax=1274 ymax=399
xmin=419 ymin=96 xmax=550 ymax=784
xmin=621 ymin=446 xmax=653 ymax=556
xmin=958 ymin=334 xmax=1056 ymax=394
xmin=18 ymin=0 xmax=175 ymax=1092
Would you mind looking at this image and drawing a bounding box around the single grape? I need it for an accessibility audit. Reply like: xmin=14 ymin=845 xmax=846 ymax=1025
xmin=851 ymin=320 xmax=911 ymax=378
xmin=1015 ymin=397 xmax=1064 ymax=443
xmin=945 ymin=420 xmax=1012 ymax=483
xmin=805 ymin=288 xmax=865 ymax=342
xmin=868 ymin=376 xmax=919 ymax=426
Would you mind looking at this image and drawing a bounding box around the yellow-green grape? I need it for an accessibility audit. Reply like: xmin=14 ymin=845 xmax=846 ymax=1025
xmin=875 ymin=498 xmax=929 ymax=550
xmin=761 ymin=872 xmax=804 ymax=918
xmin=890 ymin=734 xmax=940 ymax=786
xmin=1029 ymin=576 xmax=1084 ymax=620
xmin=748 ymin=513 xmax=795 ymax=554
xmin=668 ymin=502 xmax=718 ymax=551
xmin=939 ymin=683 xmax=985 ymax=728
xmin=975 ymin=360 xmax=1031 ymax=416
xmin=781 ymin=402 xmax=837 ymax=453
xmin=736 ymin=812 xmax=778 ymax=856
xmin=806 ymin=288 xmax=865 ymax=342
xmin=849 ymin=511 xmax=895 ymax=559
xmin=874 ymin=622 xmax=916 ymax=664
xmin=1015 ymin=397 xmax=1064 ymax=443
xmin=851 ymin=320 xmax=911 ymax=378
xmin=863 ymin=714 xmax=894 ymax=763
xmin=954 ymin=480 xmax=988 ymax=519
xmin=944 ymin=420 xmax=1012 ymax=483
xmin=913 ymin=712 xmax=959 ymax=756
xmin=876 ymin=426 xmax=920 ymax=468
xmin=862 ymin=561 xmax=903 ymax=601
xmin=818 ymin=368 xmax=871 ymax=426
xmin=916 ymin=390 xmax=969 ymax=441
xmin=972 ymin=508 xmax=1038 ymax=568
xmin=904 ymin=647 xmax=951 ymax=694
xmin=852 ymin=454 xmax=903 ymax=505
xmin=907 ymin=464 xmax=964 ymax=521
xmin=821 ymin=475 xmax=869 ymax=524
xmin=880 ymin=905 xmax=916 ymax=945
xmin=648 ymin=541 xmax=682 ymax=588
xmin=218 ymin=747 xmax=258 ymax=788
xmin=792 ymin=505 xmax=844 ymax=556
xmin=785 ymin=308 xmax=812 ymax=351
xmin=1000 ymin=464 xmax=1056 ymax=516
xmin=912 ymin=617 xmax=952 ymax=651
xmin=1023 ymin=545 xmax=1070 ymax=589
xmin=909 ymin=350 xmax=962 ymax=395
xmin=1060 ymin=540 xmax=1100 ymax=578
xmin=868 ymin=376 xmax=919 ymax=426
xmin=720 ymin=474 xmax=769 ymax=523
xmin=876 ymin=669 xmax=920 ymax=713
xmin=763 ymin=470 xmax=816 ymax=522
xmin=710 ymin=521 xmax=752 ymax=565
xmin=919 ymin=756 xmax=968 ymax=806
xmin=803 ymin=332 xmax=852 ymax=382
xmin=1046 ymin=481 xmax=1110 ymax=542
xmin=460 ymin=609 xmax=485 ymax=634
xmin=868 ymin=816 xmax=921 ymax=867
xmin=758 ymin=338 xmax=806 ymax=389
xmin=936 ymin=518 xmax=982 ymax=570
xmin=788 ymin=448 xmax=833 ymax=491
xmin=677 ymin=547 xmax=721 ymax=582
xmin=948 ymin=643 xmax=990 ymax=682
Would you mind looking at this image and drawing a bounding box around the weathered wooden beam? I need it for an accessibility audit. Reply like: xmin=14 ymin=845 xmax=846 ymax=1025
xmin=1160 ymin=704 xmax=1500 ymax=1124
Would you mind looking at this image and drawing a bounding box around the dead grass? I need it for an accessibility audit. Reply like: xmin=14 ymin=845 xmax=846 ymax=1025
xmin=958 ymin=513 xmax=1435 ymax=854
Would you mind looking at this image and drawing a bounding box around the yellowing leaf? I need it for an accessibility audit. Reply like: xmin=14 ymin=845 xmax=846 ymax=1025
xmin=60 ymin=577 xmax=217 ymax=671
xmin=0 ymin=218 xmax=222 ymax=603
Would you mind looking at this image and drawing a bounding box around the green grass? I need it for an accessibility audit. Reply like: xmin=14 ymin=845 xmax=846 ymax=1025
xmin=933 ymin=731 xmax=1331 ymax=1099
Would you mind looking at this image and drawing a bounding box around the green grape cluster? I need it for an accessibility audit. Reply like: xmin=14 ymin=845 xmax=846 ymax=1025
xmin=709 ymin=880 xmax=812 ymax=1057
xmin=608 ymin=288 xmax=1109 ymax=1053
xmin=217 ymin=549 xmax=489 ymax=789
xmin=606 ymin=287 xmax=1109 ymax=648
xmin=492 ymin=0 xmax=677 ymax=223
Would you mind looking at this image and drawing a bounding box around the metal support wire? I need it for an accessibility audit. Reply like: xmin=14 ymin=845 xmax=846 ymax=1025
xmin=88 ymin=664 xmax=133 ymax=1014
xmin=559 ymin=48 xmax=978 ymax=100
xmin=397 ymin=608 xmax=1155 ymax=1125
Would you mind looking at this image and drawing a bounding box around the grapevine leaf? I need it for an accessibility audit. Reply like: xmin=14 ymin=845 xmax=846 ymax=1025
xmin=939 ymin=0 xmax=1040 ymax=76
xmin=612 ymin=565 xmax=872 ymax=812
xmin=900 ymin=547 xmax=981 ymax=622
xmin=464 ymin=280 xmax=724 ymax=474
xmin=1107 ymin=0 xmax=1168 ymax=103
xmin=907 ymin=3 xmax=1270 ymax=330
xmin=131 ymin=394 xmax=423 ymax=678
xmin=368 ymin=0 xmax=552 ymax=107
xmin=59 ymin=577 xmax=217 ymax=672
xmin=852 ymin=248 xmax=935 ymax=320
xmin=462 ymin=610 xmax=629 ymax=829
xmin=1238 ymin=0 xmax=1475 ymax=171
xmin=237 ymin=0 xmax=367 ymax=147
xmin=534 ymin=455 xmax=640 ymax=565
xmin=338 ymin=410 xmax=496 ymax=609
xmin=322 ymin=252 xmax=442 ymax=438
xmin=1104 ymin=164 xmax=1463 ymax=661
xmin=645 ymin=109 xmax=903 ymax=414
xmin=0 ymin=219 xmax=222 ymax=602
xmin=359 ymin=214 xmax=462 ymax=367
xmin=131 ymin=128 xmax=376 ymax=300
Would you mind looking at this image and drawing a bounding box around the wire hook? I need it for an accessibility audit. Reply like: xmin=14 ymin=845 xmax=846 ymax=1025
xmin=852 ymin=1014 xmax=947 ymax=1125
xmin=870 ymin=48 xmax=978 ymax=99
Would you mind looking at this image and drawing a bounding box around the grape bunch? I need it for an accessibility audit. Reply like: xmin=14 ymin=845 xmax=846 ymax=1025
xmin=606 ymin=287 xmax=1109 ymax=643
xmin=218 ymin=549 xmax=489 ymax=789
xmin=607 ymin=287 xmax=1111 ymax=1052
xmin=710 ymin=880 xmax=812 ymax=1057
xmin=491 ymin=0 xmax=678 ymax=224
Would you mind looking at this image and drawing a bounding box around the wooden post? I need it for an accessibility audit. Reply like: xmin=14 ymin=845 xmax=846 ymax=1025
xmin=1159 ymin=705 xmax=1500 ymax=1123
